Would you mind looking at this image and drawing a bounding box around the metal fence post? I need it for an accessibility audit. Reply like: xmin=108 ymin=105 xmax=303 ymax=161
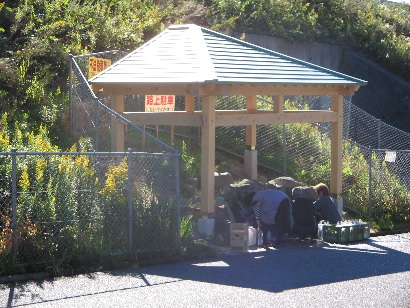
xmin=283 ymin=124 xmax=287 ymax=175
xmin=11 ymin=148 xmax=17 ymax=266
xmin=94 ymin=97 xmax=100 ymax=151
xmin=377 ymin=119 xmax=381 ymax=149
xmin=68 ymin=54 xmax=73 ymax=132
xmin=368 ymin=147 xmax=373 ymax=218
xmin=174 ymin=154 xmax=181 ymax=246
xmin=127 ymin=148 xmax=133 ymax=252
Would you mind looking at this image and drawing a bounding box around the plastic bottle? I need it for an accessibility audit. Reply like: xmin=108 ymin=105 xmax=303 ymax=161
xmin=317 ymin=220 xmax=325 ymax=241
xmin=256 ymin=228 xmax=263 ymax=246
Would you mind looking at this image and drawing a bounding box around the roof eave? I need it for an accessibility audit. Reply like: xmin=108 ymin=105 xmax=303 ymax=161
xmin=91 ymin=81 xmax=362 ymax=96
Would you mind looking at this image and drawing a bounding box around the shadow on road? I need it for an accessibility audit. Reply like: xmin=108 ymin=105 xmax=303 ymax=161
xmin=121 ymin=233 xmax=410 ymax=293
xmin=1 ymin=233 xmax=409 ymax=307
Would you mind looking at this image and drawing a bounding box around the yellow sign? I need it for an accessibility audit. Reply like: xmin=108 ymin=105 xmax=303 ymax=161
xmin=88 ymin=56 xmax=112 ymax=79
xmin=145 ymin=95 xmax=175 ymax=112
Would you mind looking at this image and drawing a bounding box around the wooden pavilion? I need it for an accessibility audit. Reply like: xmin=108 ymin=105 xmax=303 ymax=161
xmin=89 ymin=24 xmax=367 ymax=215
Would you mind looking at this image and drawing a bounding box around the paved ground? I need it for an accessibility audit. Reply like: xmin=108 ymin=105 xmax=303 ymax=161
xmin=1 ymin=233 xmax=410 ymax=308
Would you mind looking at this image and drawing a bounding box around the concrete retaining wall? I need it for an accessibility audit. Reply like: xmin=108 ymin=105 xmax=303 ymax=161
xmin=233 ymin=32 xmax=410 ymax=134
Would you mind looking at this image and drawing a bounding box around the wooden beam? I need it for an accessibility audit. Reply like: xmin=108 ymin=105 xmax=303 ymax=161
xmin=215 ymin=110 xmax=337 ymax=126
xmin=206 ymin=84 xmax=361 ymax=96
xmin=123 ymin=111 xmax=203 ymax=126
xmin=94 ymin=83 xmax=361 ymax=97
xmin=200 ymin=96 xmax=216 ymax=215
xmin=122 ymin=109 xmax=337 ymax=126
xmin=96 ymin=84 xmax=201 ymax=96
xmin=245 ymin=96 xmax=257 ymax=149
xmin=110 ymin=95 xmax=125 ymax=152
xmin=330 ymin=95 xmax=344 ymax=198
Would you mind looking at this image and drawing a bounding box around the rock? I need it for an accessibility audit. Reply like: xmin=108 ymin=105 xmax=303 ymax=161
xmin=257 ymin=175 xmax=268 ymax=183
xmin=265 ymin=181 xmax=286 ymax=193
xmin=222 ymin=181 xmax=265 ymax=223
xmin=215 ymin=172 xmax=234 ymax=191
xmin=267 ymin=176 xmax=305 ymax=197
xmin=185 ymin=177 xmax=199 ymax=190
xmin=182 ymin=184 xmax=197 ymax=198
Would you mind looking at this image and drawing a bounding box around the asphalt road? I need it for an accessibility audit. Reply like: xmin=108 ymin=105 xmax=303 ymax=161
xmin=1 ymin=233 xmax=410 ymax=308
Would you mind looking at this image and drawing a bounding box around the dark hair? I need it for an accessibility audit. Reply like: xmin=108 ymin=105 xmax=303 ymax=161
xmin=314 ymin=183 xmax=329 ymax=196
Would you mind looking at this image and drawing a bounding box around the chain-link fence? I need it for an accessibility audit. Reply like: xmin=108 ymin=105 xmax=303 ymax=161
xmin=0 ymin=149 xmax=180 ymax=275
xmin=342 ymin=145 xmax=410 ymax=221
xmin=70 ymin=53 xmax=178 ymax=154
xmin=206 ymin=95 xmax=410 ymax=219
xmin=0 ymin=52 xmax=181 ymax=276
xmin=346 ymin=103 xmax=410 ymax=150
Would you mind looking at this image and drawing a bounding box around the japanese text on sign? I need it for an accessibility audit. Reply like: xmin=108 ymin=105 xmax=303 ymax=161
xmin=145 ymin=95 xmax=175 ymax=112
xmin=88 ymin=57 xmax=112 ymax=79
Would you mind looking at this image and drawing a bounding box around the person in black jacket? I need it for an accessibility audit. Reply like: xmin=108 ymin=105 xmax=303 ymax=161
xmin=291 ymin=187 xmax=317 ymax=240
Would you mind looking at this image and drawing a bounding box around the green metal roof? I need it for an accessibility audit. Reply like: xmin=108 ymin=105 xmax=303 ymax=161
xmin=89 ymin=24 xmax=367 ymax=86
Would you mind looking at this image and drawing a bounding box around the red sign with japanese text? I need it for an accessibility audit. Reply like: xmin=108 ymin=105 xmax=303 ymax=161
xmin=145 ymin=95 xmax=175 ymax=112
xmin=88 ymin=57 xmax=112 ymax=79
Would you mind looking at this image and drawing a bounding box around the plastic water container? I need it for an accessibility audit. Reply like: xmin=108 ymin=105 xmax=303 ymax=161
xmin=248 ymin=227 xmax=256 ymax=246
xmin=255 ymin=228 xmax=263 ymax=246
xmin=198 ymin=218 xmax=215 ymax=238
xmin=317 ymin=221 xmax=325 ymax=241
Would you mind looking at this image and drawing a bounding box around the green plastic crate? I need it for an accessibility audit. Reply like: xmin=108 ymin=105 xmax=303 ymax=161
xmin=323 ymin=223 xmax=370 ymax=243
xmin=356 ymin=223 xmax=370 ymax=240
xmin=323 ymin=224 xmax=348 ymax=243
xmin=347 ymin=225 xmax=358 ymax=242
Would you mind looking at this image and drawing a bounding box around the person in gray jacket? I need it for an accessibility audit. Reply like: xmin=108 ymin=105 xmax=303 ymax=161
xmin=313 ymin=183 xmax=342 ymax=224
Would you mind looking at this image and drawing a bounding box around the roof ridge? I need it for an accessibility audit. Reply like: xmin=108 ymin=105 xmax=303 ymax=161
xmin=200 ymin=26 xmax=367 ymax=86
xmin=188 ymin=25 xmax=218 ymax=82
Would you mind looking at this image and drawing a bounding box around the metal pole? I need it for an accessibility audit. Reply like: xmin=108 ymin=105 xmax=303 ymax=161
xmin=142 ymin=125 xmax=146 ymax=151
xmin=377 ymin=119 xmax=381 ymax=149
xmin=68 ymin=54 xmax=73 ymax=132
xmin=368 ymin=147 xmax=373 ymax=218
xmin=174 ymin=154 xmax=181 ymax=248
xmin=127 ymin=148 xmax=134 ymax=252
xmin=11 ymin=148 xmax=17 ymax=266
xmin=94 ymin=97 xmax=100 ymax=151
xmin=283 ymin=124 xmax=287 ymax=175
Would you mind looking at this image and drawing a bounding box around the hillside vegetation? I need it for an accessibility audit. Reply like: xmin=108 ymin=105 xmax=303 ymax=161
xmin=0 ymin=0 xmax=409 ymax=143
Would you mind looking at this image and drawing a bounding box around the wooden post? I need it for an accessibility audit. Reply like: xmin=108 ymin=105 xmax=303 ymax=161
xmin=273 ymin=95 xmax=284 ymax=113
xmin=110 ymin=95 xmax=125 ymax=152
xmin=200 ymin=96 xmax=216 ymax=215
xmin=185 ymin=95 xmax=195 ymax=113
xmin=330 ymin=95 xmax=343 ymax=198
xmin=245 ymin=96 xmax=257 ymax=149
xmin=245 ymin=96 xmax=258 ymax=180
